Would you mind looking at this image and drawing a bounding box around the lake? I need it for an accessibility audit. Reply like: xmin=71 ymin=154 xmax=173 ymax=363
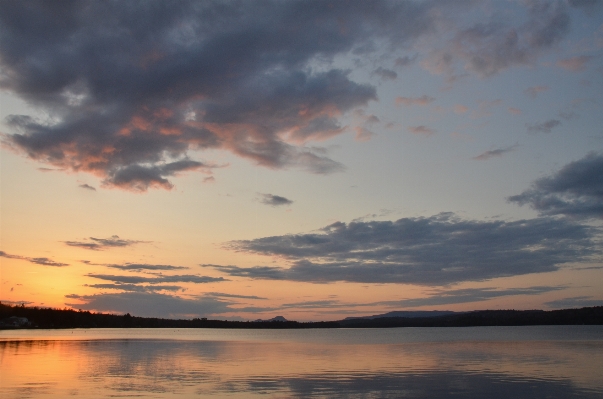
xmin=1 ymin=326 xmax=602 ymax=398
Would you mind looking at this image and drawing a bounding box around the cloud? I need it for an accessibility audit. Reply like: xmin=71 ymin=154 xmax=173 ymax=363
xmin=525 ymin=85 xmax=549 ymax=98
xmin=63 ymin=235 xmax=148 ymax=250
xmin=407 ymin=126 xmax=435 ymax=136
xmin=104 ymin=263 xmax=189 ymax=271
xmin=65 ymin=291 xmax=232 ymax=318
xmin=544 ymin=296 xmax=603 ymax=309
xmin=526 ymin=119 xmax=561 ymax=133
xmin=472 ymin=144 xmax=518 ymax=161
xmin=422 ymin=1 xmax=571 ymax=78
xmin=508 ymin=152 xmax=603 ymax=219
xmin=375 ymin=286 xmax=566 ymax=308
xmin=508 ymin=107 xmax=522 ymax=115
xmin=395 ymin=95 xmax=435 ymax=106
xmin=3 ymin=1 xmax=462 ymax=191
xmin=204 ymin=292 xmax=268 ymax=300
xmin=86 ymin=273 xmax=227 ymax=284
xmin=260 ymin=194 xmax=294 ymax=207
xmin=208 ymin=213 xmax=599 ymax=285
xmin=0 ymin=250 xmax=68 ymax=267
xmin=557 ymin=55 xmax=594 ymax=71
xmin=84 ymin=283 xmax=184 ymax=293
xmin=372 ymin=67 xmax=397 ymax=80
xmin=0 ymin=2 xmax=582 ymax=191
xmin=394 ymin=55 xmax=417 ymax=68
xmin=454 ymin=104 xmax=468 ymax=114
xmin=78 ymin=183 xmax=96 ymax=191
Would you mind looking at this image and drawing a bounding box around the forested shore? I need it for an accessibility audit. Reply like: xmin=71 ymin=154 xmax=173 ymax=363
xmin=1 ymin=302 xmax=602 ymax=330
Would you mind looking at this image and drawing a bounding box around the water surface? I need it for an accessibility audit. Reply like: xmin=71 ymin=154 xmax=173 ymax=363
xmin=1 ymin=326 xmax=602 ymax=398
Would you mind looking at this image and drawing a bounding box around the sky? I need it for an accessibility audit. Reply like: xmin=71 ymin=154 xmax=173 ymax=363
xmin=1 ymin=0 xmax=602 ymax=321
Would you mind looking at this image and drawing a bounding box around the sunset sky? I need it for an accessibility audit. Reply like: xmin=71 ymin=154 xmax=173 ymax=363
xmin=1 ymin=0 xmax=602 ymax=321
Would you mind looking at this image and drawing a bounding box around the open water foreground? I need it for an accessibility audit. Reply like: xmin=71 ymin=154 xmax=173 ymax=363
xmin=1 ymin=326 xmax=602 ymax=398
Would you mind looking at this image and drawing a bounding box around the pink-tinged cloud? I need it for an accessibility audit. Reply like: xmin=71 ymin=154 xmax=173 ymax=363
xmin=508 ymin=107 xmax=522 ymax=115
xmin=408 ymin=126 xmax=435 ymax=136
xmin=454 ymin=105 xmax=468 ymax=114
xmin=525 ymin=86 xmax=549 ymax=98
xmin=556 ymin=55 xmax=593 ymax=71
xmin=395 ymin=95 xmax=436 ymax=106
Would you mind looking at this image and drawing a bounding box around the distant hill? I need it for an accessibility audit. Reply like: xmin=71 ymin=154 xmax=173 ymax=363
xmin=344 ymin=310 xmax=457 ymax=320
xmin=253 ymin=316 xmax=288 ymax=322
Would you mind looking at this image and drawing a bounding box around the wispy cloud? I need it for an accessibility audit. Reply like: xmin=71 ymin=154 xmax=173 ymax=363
xmin=64 ymin=235 xmax=149 ymax=251
xmin=472 ymin=144 xmax=518 ymax=161
xmin=526 ymin=119 xmax=561 ymax=133
xmin=525 ymin=85 xmax=549 ymax=98
xmin=408 ymin=126 xmax=436 ymax=136
xmin=395 ymin=95 xmax=435 ymax=106
xmin=86 ymin=273 xmax=227 ymax=284
xmin=556 ymin=55 xmax=594 ymax=71
xmin=0 ymin=250 xmax=68 ymax=267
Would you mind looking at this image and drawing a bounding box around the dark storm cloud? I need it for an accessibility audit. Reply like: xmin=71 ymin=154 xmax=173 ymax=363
xmin=260 ymin=194 xmax=294 ymax=207
xmin=0 ymin=1 xmax=578 ymax=191
xmin=86 ymin=273 xmax=227 ymax=284
xmin=0 ymin=250 xmax=68 ymax=267
xmin=208 ymin=213 xmax=599 ymax=285
xmin=472 ymin=144 xmax=518 ymax=160
xmin=65 ymin=291 xmax=231 ymax=318
xmin=526 ymin=119 xmax=562 ymax=133
xmin=64 ymin=235 xmax=148 ymax=250
xmin=508 ymin=153 xmax=603 ymax=219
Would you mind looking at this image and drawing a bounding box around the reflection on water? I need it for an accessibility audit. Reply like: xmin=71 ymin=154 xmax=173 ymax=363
xmin=1 ymin=327 xmax=602 ymax=398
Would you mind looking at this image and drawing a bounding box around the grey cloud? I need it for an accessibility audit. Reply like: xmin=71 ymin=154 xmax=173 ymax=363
xmin=472 ymin=144 xmax=518 ymax=161
xmin=372 ymin=67 xmax=397 ymax=80
xmin=79 ymin=183 xmax=96 ymax=191
xmin=0 ymin=250 xmax=68 ymax=267
xmin=84 ymin=283 xmax=183 ymax=293
xmin=2 ymin=0 xmax=446 ymax=190
xmin=395 ymin=95 xmax=435 ymax=106
xmin=86 ymin=273 xmax=227 ymax=284
xmin=65 ymin=291 xmax=231 ymax=318
xmin=376 ymin=286 xmax=566 ymax=308
xmin=408 ymin=125 xmax=435 ymax=136
xmin=211 ymin=213 xmax=599 ymax=285
xmin=508 ymin=152 xmax=603 ymax=219
xmin=526 ymin=119 xmax=561 ymax=133
xmin=525 ymin=85 xmax=549 ymax=98
xmin=204 ymin=292 xmax=267 ymax=300
xmin=105 ymin=263 xmax=189 ymax=271
xmin=260 ymin=194 xmax=293 ymax=207
xmin=394 ymin=55 xmax=417 ymax=68
xmin=425 ymin=0 xmax=571 ymax=77
xmin=544 ymin=296 xmax=603 ymax=309
xmin=64 ymin=235 xmax=148 ymax=250
xmin=1 ymin=1 xmax=575 ymax=191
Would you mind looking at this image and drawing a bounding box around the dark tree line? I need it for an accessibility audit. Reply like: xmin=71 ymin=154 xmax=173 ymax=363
xmin=1 ymin=302 xmax=602 ymax=330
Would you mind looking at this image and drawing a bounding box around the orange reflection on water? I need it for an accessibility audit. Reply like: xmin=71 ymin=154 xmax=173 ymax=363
xmin=1 ymin=327 xmax=603 ymax=399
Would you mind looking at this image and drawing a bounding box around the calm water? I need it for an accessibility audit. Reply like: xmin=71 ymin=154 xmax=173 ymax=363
xmin=1 ymin=326 xmax=602 ymax=398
